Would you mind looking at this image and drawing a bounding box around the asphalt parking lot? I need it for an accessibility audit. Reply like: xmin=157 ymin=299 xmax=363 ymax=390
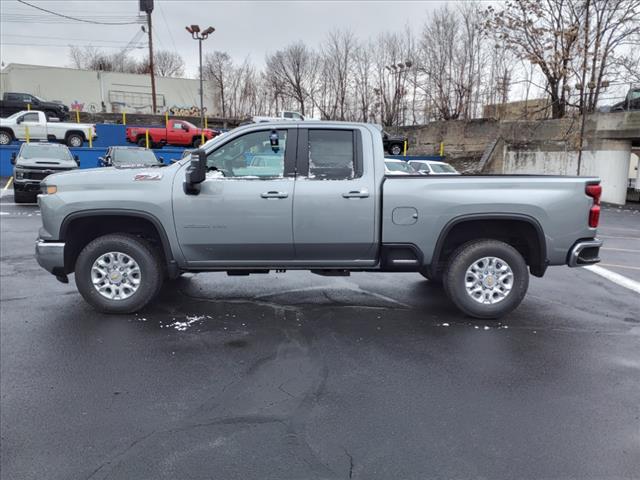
xmin=1 ymin=191 xmax=639 ymax=480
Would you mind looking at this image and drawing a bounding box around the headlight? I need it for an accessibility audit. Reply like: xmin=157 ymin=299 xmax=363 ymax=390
xmin=41 ymin=185 xmax=57 ymax=195
xmin=15 ymin=170 xmax=25 ymax=179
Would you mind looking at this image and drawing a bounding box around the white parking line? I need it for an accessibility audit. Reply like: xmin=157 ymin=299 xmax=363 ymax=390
xmin=599 ymin=235 xmax=640 ymax=241
xmin=585 ymin=265 xmax=640 ymax=294
xmin=601 ymin=247 xmax=640 ymax=253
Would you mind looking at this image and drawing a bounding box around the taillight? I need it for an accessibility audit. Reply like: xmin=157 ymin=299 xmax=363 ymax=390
xmin=586 ymin=184 xmax=602 ymax=228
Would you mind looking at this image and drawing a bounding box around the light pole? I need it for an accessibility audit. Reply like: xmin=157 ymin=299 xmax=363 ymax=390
xmin=186 ymin=25 xmax=215 ymax=130
xmin=385 ymin=60 xmax=412 ymax=127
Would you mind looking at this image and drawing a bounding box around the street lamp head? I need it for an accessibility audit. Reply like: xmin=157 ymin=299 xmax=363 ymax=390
xmin=404 ymin=60 xmax=413 ymax=68
xmin=202 ymin=26 xmax=215 ymax=36
xmin=185 ymin=26 xmax=193 ymax=34
xmin=397 ymin=63 xmax=404 ymax=69
xmin=190 ymin=24 xmax=200 ymax=33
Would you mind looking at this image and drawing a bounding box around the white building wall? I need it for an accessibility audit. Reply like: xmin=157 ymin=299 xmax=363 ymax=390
xmin=503 ymin=140 xmax=632 ymax=205
xmin=0 ymin=63 xmax=219 ymax=116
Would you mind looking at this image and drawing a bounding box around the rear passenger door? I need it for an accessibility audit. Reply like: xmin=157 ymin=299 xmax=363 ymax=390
xmin=292 ymin=127 xmax=377 ymax=265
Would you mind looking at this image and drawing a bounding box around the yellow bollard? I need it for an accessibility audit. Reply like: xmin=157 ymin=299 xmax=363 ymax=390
xmin=204 ymin=116 xmax=208 ymax=129
xmin=25 ymin=125 xmax=30 ymax=143
xmin=145 ymin=129 xmax=150 ymax=149
xmin=122 ymin=111 xmax=126 ymax=125
xmin=87 ymin=128 xmax=92 ymax=148
xmin=439 ymin=141 xmax=444 ymax=157
xmin=403 ymin=140 xmax=407 ymax=157
xmin=75 ymin=110 xmax=80 ymax=123
xmin=201 ymin=131 xmax=205 ymax=146
xmin=165 ymin=111 xmax=169 ymax=128
xmin=3 ymin=177 xmax=14 ymax=192
xmin=27 ymin=103 xmax=31 ymax=111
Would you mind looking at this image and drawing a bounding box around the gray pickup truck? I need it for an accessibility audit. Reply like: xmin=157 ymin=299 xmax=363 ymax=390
xmin=35 ymin=121 xmax=603 ymax=318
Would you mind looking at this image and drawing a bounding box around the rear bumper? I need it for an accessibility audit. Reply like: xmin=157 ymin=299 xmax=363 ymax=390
xmin=35 ymin=239 xmax=65 ymax=275
xmin=567 ymin=238 xmax=603 ymax=267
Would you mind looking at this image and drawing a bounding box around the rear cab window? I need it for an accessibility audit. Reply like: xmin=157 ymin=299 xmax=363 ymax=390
xmin=299 ymin=128 xmax=363 ymax=180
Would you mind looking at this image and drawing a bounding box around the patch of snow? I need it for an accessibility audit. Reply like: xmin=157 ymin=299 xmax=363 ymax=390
xmin=165 ymin=314 xmax=206 ymax=331
xmin=441 ymin=323 xmax=450 ymax=327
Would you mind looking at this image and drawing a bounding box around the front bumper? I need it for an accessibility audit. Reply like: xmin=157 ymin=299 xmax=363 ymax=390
xmin=14 ymin=180 xmax=42 ymax=192
xmin=35 ymin=239 xmax=65 ymax=275
xmin=567 ymin=238 xmax=603 ymax=267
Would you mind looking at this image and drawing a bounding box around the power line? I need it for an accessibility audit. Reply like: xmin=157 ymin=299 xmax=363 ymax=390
xmin=15 ymin=0 xmax=143 ymax=25
xmin=1 ymin=33 xmax=143 ymax=44
xmin=2 ymin=42 xmax=146 ymax=49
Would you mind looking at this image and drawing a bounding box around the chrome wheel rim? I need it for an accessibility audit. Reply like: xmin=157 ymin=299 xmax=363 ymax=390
xmin=70 ymin=136 xmax=82 ymax=147
xmin=91 ymin=251 xmax=141 ymax=300
xmin=465 ymin=256 xmax=514 ymax=304
xmin=0 ymin=133 xmax=10 ymax=144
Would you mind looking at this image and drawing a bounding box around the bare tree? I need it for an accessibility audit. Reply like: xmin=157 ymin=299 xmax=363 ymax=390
xmin=138 ymin=50 xmax=185 ymax=77
xmin=580 ymin=0 xmax=640 ymax=112
xmin=265 ymin=42 xmax=318 ymax=116
xmin=204 ymin=51 xmax=233 ymax=118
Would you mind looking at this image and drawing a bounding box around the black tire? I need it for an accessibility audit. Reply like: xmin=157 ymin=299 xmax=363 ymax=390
xmin=419 ymin=267 xmax=442 ymax=285
xmin=443 ymin=239 xmax=529 ymax=319
xmin=66 ymin=133 xmax=84 ymax=147
xmin=0 ymin=129 xmax=13 ymax=145
xmin=389 ymin=143 xmax=402 ymax=155
xmin=137 ymin=137 xmax=147 ymax=147
xmin=75 ymin=233 xmax=164 ymax=314
xmin=192 ymin=137 xmax=202 ymax=148
xmin=14 ymin=190 xmax=36 ymax=204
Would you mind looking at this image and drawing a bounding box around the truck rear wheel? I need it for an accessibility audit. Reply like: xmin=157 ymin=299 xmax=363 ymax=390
xmin=137 ymin=137 xmax=147 ymax=147
xmin=75 ymin=233 xmax=163 ymax=314
xmin=0 ymin=130 xmax=13 ymax=145
xmin=66 ymin=133 xmax=84 ymax=147
xmin=389 ymin=143 xmax=402 ymax=155
xmin=443 ymin=239 xmax=529 ymax=319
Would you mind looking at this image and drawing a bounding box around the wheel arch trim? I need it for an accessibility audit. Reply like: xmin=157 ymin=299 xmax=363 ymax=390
xmin=59 ymin=209 xmax=177 ymax=268
xmin=430 ymin=213 xmax=548 ymax=277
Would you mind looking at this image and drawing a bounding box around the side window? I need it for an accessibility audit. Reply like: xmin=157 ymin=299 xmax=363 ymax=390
xmin=308 ymin=129 xmax=356 ymax=180
xmin=22 ymin=95 xmax=33 ymax=103
xmin=22 ymin=113 xmax=39 ymax=122
xmin=206 ymin=130 xmax=287 ymax=179
xmin=7 ymin=93 xmax=20 ymax=101
xmin=173 ymin=122 xmax=184 ymax=130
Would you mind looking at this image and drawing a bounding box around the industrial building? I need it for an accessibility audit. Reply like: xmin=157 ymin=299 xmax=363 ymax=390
xmin=0 ymin=63 xmax=220 ymax=117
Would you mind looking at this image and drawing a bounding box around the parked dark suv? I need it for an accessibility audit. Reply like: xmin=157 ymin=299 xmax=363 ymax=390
xmin=0 ymin=92 xmax=69 ymax=120
xmin=382 ymin=130 xmax=408 ymax=156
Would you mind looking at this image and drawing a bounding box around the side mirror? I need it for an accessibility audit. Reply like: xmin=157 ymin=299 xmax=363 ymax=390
xmin=11 ymin=152 xmax=17 ymax=165
xmin=16 ymin=117 xmax=23 ymax=125
xmin=184 ymin=149 xmax=207 ymax=194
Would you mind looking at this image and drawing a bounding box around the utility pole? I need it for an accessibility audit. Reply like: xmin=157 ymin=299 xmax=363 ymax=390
xmin=140 ymin=0 xmax=156 ymax=113
xmin=577 ymin=0 xmax=591 ymax=176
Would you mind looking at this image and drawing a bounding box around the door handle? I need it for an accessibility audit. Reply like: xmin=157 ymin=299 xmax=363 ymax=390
xmin=261 ymin=191 xmax=288 ymax=199
xmin=342 ymin=189 xmax=369 ymax=198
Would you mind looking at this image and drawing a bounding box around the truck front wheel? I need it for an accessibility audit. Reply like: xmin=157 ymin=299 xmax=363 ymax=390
xmin=443 ymin=239 xmax=529 ymax=319
xmin=75 ymin=233 xmax=164 ymax=314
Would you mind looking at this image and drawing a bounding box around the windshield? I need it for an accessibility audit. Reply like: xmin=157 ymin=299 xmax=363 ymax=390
xmin=20 ymin=144 xmax=72 ymax=160
xmin=429 ymin=163 xmax=457 ymax=173
xmin=182 ymin=121 xmax=197 ymax=130
xmin=629 ymin=89 xmax=640 ymax=101
xmin=112 ymin=149 xmax=159 ymax=166
xmin=33 ymin=95 xmax=46 ymax=102
xmin=385 ymin=161 xmax=416 ymax=173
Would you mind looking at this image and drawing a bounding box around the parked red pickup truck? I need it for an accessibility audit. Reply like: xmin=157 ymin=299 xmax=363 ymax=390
xmin=125 ymin=119 xmax=219 ymax=148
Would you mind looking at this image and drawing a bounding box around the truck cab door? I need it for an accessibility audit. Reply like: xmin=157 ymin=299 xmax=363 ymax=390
xmin=172 ymin=128 xmax=297 ymax=266
xmin=15 ymin=112 xmax=45 ymax=140
xmin=292 ymin=127 xmax=378 ymax=266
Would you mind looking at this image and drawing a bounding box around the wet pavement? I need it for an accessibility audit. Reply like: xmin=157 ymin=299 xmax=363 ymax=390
xmin=1 ymin=195 xmax=639 ymax=480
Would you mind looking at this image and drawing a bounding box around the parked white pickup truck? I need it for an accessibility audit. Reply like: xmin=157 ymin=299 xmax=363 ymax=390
xmin=0 ymin=110 xmax=96 ymax=147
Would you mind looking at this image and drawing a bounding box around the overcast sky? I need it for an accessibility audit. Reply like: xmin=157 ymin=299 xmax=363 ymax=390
xmin=0 ymin=0 xmax=450 ymax=76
